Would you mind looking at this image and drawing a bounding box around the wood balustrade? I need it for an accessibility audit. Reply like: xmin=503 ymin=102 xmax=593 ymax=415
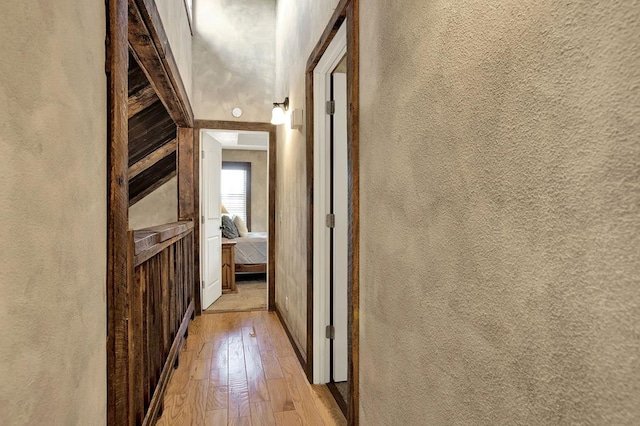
xmin=127 ymin=221 xmax=195 ymax=425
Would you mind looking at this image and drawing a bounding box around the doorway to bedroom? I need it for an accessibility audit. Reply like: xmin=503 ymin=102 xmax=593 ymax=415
xmin=197 ymin=122 xmax=276 ymax=314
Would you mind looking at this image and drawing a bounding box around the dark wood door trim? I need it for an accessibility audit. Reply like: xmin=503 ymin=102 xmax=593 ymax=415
xmin=106 ymin=0 xmax=130 ymax=424
xmin=194 ymin=121 xmax=277 ymax=312
xmin=305 ymin=0 xmax=360 ymax=424
xmin=177 ymin=127 xmax=201 ymax=313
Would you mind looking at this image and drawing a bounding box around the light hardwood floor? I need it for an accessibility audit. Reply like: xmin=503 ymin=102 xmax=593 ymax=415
xmin=156 ymin=311 xmax=346 ymax=425
xmin=206 ymin=281 xmax=267 ymax=313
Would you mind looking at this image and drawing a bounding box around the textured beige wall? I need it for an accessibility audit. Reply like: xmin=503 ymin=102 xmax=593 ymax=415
xmin=274 ymin=0 xmax=341 ymax=355
xmin=155 ymin=0 xmax=193 ymax=99
xmin=0 ymin=0 xmax=107 ymax=424
xmin=222 ymin=150 xmax=268 ymax=232
xmin=193 ymin=0 xmax=276 ymax=122
xmin=129 ymin=177 xmax=178 ymax=230
xmin=359 ymin=1 xmax=640 ymax=425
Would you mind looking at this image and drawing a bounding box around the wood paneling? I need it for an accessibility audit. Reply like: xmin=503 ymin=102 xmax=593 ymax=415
xmin=129 ymin=85 xmax=159 ymax=118
xmin=106 ymin=0 xmax=130 ymax=424
xmin=128 ymin=0 xmax=193 ymax=127
xmin=129 ymin=222 xmax=196 ymax=425
xmin=128 ymin=100 xmax=176 ymax=166
xmin=129 ymin=151 xmax=177 ymax=205
xmin=305 ymin=1 xmax=359 ymax=423
xmin=128 ymin=51 xmax=151 ymax=97
xmin=109 ymin=0 xmax=197 ymax=422
xmin=129 ymin=138 xmax=176 ymax=179
xmin=127 ymin=51 xmax=177 ymax=211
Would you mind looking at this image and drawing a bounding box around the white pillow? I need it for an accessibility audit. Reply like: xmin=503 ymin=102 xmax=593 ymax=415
xmin=233 ymin=215 xmax=249 ymax=237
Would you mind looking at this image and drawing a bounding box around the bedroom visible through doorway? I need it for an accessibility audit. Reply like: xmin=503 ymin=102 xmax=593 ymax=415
xmin=200 ymin=128 xmax=272 ymax=313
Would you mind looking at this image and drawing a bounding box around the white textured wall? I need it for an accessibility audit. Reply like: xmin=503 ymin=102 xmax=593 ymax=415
xmin=129 ymin=177 xmax=178 ymax=230
xmin=193 ymin=0 xmax=276 ymax=122
xmin=155 ymin=0 xmax=193 ymax=99
xmin=359 ymin=1 xmax=640 ymax=424
xmin=222 ymin=150 xmax=269 ymax=232
xmin=274 ymin=0 xmax=340 ymax=355
xmin=0 ymin=0 xmax=106 ymax=424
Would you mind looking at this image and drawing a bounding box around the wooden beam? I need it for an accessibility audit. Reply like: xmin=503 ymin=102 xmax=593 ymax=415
xmin=192 ymin=130 xmax=202 ymax=315
xmin=268 ymin=127 xmax=277 ymax=312
xmin=132 ymin=230 xmax=161 ymax=253
xmin=136 ymin=0 xmax=193 ymax=121
xmin=195 ymin=120 xmax=273 ymax=132
xmin=128 ymin=0 xmax=193 ymax=127
xmin=177 ymin=127 xmax=200 ymax=314
xmin=177 ymin=128 xmax=195 ymax=221
xmin=106 ymin=0 xmax=130 ymax=424
xmin=129 ymin=169 xmax=176 ymax=206
xmin=133 ymin=222 xmax=194 ymax=256
xmin=346 ymin=3 xmax=360 ymax=425
xmin=128 ymin=138 xmax=176 ymax=179
xmin=134 ymin=226 xmax=194 ymax=266
xmin=128 ymin=85 xmax=158 ymax=118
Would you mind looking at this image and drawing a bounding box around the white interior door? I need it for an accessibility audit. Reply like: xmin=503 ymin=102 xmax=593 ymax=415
xmin=201 ymin=133 xmax=223 ymax=309
xmin=332 ymin=71 xmax=349 ymax=383
xmin=313 ymin=21 xmax=347 ymax=384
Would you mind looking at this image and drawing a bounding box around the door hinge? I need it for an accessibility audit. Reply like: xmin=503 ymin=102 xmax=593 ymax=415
xmin=326 ymin=100 xmax=335 ymax=115
xmin=201 ymin=215 xmax=205 ymax=224
xmin=326 ymin=213 xmax=335 ymax=229
xmin=201 ymin=280 xmax=205 ymax=289
xmin=326 ymin=325 xmax=335 ymax=340
xmin=201 ymin=150 xmax=205 ymax=159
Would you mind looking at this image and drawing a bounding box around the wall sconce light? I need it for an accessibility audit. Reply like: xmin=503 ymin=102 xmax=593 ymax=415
xmin=271 ymin=97 xmax=289 ymax=125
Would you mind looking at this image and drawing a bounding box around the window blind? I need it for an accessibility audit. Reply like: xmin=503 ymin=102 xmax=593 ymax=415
xmin=221 ymin=168 xmax=248 ymax=225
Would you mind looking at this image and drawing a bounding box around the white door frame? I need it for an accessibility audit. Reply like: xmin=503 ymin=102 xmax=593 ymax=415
xmin=313 ymin=22 xmax=347 ymax=385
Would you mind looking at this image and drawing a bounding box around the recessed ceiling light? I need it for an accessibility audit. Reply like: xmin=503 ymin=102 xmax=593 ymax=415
xmin=232 ymin=107 xmax=243 ymax=118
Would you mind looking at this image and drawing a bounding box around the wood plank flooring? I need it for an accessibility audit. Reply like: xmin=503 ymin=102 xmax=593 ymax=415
xmin=157 ymin=311 xmax=346 ymax=425
xmin=206 ymin=281 xmax=267 ymax=312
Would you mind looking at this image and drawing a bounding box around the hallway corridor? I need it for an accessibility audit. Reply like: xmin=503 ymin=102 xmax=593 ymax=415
xmin=156 ymin=311 xmax=346 ymax=425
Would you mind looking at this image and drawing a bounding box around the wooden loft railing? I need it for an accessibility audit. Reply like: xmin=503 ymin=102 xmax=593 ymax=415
xmin=108 ymin=0 xmax=199 ymax=422
xmin=127 ymin=221 xmax=195 ymax=425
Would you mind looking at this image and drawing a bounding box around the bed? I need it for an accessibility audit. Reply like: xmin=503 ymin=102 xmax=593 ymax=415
xmin=233 ymin=231 xmax=267 ymax=273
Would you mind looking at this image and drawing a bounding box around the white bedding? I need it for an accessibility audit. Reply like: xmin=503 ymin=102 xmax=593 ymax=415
xmin=234 ymin=232 xmax=267 ymax=264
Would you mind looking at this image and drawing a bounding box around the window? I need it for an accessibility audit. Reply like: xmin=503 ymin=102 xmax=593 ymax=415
xmin=221 ymin=162 xmax=251 ymax=229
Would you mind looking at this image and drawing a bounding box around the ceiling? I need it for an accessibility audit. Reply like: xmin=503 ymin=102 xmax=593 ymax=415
xmin=206 ymin=130 xmax=269 ymax=151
